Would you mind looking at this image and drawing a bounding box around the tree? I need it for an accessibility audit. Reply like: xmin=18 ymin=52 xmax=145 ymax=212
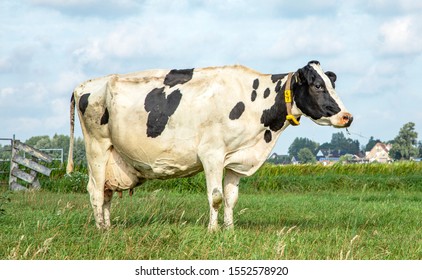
xmin=297 ymin=148 xmax=316 ymax=164
xmin=319 ymin=132 xmax=360 ymax=156
xmin=73 ymin=137 xmax=86 ymax=166
xmin=0 ymin=143 xmax=12 ymax=159
xmin=25 ymin=135 xmax=51 ymax=149
xmin=389 ymin=122 xmax=419 ymax=160
xmin=288 ymin=137 xmax=319 ymax=158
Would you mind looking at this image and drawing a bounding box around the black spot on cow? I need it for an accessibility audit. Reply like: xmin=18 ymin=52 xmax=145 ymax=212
xmin=271 ymin=74 xmax=287 ymax=83
xmin=251 ymin=90 xmax=257 ymax=102
xmin=100 ymin=108 xmax=109 ymax=125
xmin=164 ymin=68 xmax=194 ymax=87
xmin=264 ymin=130 xmax=272 ymax=143
xmin=229 ymin=102 xmax=245 ymax=120
xmin=260 ymin=84 xmax=287 ymax=132
xmin=144 ymin=87 xmax=182 ymax=138
xmin=263 ymin=88 xmax=270 ymax=99
xmin=275 ymin=81 xmax=282 ymax=93
xmin=252 ymin=79 xmax=259 ymax=90
xmin=79 ymin=93 xmax=91 ymax=115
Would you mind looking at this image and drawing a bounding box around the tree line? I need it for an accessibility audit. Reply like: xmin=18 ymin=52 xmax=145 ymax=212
xmin=269 ymin=122 xmax=422 ymax=164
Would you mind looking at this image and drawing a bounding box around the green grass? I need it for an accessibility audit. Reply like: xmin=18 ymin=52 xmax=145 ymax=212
xmin=0 ymin=162 xmax=421 ymax=260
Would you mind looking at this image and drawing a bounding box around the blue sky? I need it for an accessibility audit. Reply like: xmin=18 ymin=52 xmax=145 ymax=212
xmin=1 ymin=0 xmax=422 ymax=154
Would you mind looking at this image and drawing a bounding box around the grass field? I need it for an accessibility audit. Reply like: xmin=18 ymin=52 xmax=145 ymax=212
xmin=0 ymin=162 xmax=421 ymax=260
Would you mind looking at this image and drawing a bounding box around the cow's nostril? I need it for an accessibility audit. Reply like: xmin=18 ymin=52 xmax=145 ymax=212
xmin=342 ymin=113 xmax=353 ymax=126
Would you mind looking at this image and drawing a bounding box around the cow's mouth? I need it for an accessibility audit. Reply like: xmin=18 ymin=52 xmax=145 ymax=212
xmin=333 ymin=112 xmax=353 ymax=128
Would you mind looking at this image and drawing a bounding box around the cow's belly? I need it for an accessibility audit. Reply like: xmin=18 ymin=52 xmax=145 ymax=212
xmin=132 ymin=156 xmax=203 ymax=179
xmin=111 ymin=138 xmax=203 ymax=180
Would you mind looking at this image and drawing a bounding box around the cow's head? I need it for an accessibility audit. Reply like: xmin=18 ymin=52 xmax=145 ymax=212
xmin=292 ymin=61 xmax=353 ymax=128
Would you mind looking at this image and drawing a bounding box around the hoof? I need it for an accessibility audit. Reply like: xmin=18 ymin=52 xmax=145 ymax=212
xmin=208 ymin=224 xmax=220 ymax=233
xmin=224 ymin=223 xmax=234 ymax=231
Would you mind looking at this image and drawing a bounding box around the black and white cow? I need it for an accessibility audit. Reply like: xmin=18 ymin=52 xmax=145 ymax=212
xmin=67 ymin=61 xmax=352 ymax=231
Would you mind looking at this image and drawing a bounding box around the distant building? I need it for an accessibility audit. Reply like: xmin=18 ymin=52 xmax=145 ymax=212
xmin=267 ymin=153 xmax=291 ymax=165
xmin=268 ymin=153 xmax=278 ymax=161
xmin=365 ymin=142 xmax=392 ymax=163
xmin=316 ymin=150 xmax=324 ymax=159
xmin=316 ymin=149 xmax=342 ymax=165
xmin=316 ymin=149 xmax=365 ymax=165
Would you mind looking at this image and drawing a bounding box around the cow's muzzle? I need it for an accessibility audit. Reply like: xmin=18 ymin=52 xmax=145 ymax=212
xmin=338 ymin=112 xmax=353 ymax=127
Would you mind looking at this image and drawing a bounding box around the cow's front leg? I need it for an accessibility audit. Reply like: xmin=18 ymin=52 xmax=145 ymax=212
xmin=103 ymin=188 xmax=114 ymax=228
xmin=200 ymin=156 xmax=224 ymax=232
xmin=223 ymin=169 xmax=240 ymax=230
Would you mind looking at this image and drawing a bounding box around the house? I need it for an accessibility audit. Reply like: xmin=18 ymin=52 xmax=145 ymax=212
xmin=316 ymin=149 xmax=342 ymax=165
xmin=267 ymin=153 xmax=291 ymax=165
xmin=316 ymin=150 xmax=325 ymax=161
xmin=365 ymin=142 xmax=392 ymax=163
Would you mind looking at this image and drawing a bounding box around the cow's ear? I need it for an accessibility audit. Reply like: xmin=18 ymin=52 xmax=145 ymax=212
xmin=297 ymin=65 xmax=315 ymax=85
xmin=325 ymin=71 xmax=337 ymax=86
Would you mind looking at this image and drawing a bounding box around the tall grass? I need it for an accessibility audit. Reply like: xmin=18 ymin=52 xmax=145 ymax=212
xmin=1 ymin=188 xmax=421 ymax=259
xmin=259 ymin=161 xmax=422 ymax=176
xmin=245 ymin=162 xmax=422 ymax=193
xmin=33 ymin=161 xmax=422 ymax=194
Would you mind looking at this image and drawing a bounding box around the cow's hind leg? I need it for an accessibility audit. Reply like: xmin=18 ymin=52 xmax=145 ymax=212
xmin=86 ymin=141 xmax=111 ymax=229
xmin=200 ymin=156 xmax=224 ymax=232
xmin=223 ymin=169 xmax=241 ymax=230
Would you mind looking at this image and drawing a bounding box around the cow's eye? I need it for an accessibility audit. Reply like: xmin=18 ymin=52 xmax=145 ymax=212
xmin=314 ymin=84 xmax=322 ymax=90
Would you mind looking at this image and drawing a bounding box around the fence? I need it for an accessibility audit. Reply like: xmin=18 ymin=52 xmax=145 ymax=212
xmin=1 ymin=137 xmax=53 ymax=191
xmin=0 ymin=137 xmax=13 ymax=186
xmin=39 ymin=148 xmax=64 ymax=166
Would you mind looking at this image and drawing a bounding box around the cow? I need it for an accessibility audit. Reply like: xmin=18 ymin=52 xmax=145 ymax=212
xmin=66 ymin=60 xmax=352 ymax=231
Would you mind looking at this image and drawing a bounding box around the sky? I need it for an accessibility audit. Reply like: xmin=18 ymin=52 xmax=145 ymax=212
xmin=1 ymin=0 xmax=422 ymax=154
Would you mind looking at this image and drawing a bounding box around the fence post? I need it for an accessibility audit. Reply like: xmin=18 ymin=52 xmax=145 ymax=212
xmin=8 ymin=135 xmax=27 ymax=191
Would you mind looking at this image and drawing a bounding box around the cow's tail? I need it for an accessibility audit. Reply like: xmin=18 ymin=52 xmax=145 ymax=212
xmin=66 ymin=93 xmax=75 ymax=175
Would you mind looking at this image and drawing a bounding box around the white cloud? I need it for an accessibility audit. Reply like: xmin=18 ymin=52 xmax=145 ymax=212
xmin=379 ymin=16 xmax=422 ymax=55
xmin=15 ymin=117 xmax=44 ymax=131
xmin=31 ymin=0 xmax=142 ymax=18
xmin=73 ymin=40 xmax=105 ymax=67
xmin=0 ymin=83 xmax=49 ymax=109
xmin=45 ymin=98 xmax=69 ymax=130
xmin=366 ymin=0 xmax=422 ymax=15
xmin=51 ymin=71 xmax=87 ymax=94
xmin=268 ymin=17 xmax=346 ymax=61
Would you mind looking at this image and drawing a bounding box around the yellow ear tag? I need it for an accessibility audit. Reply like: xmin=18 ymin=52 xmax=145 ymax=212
xmin=287 ymin=114 xmax=300 ymax=126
